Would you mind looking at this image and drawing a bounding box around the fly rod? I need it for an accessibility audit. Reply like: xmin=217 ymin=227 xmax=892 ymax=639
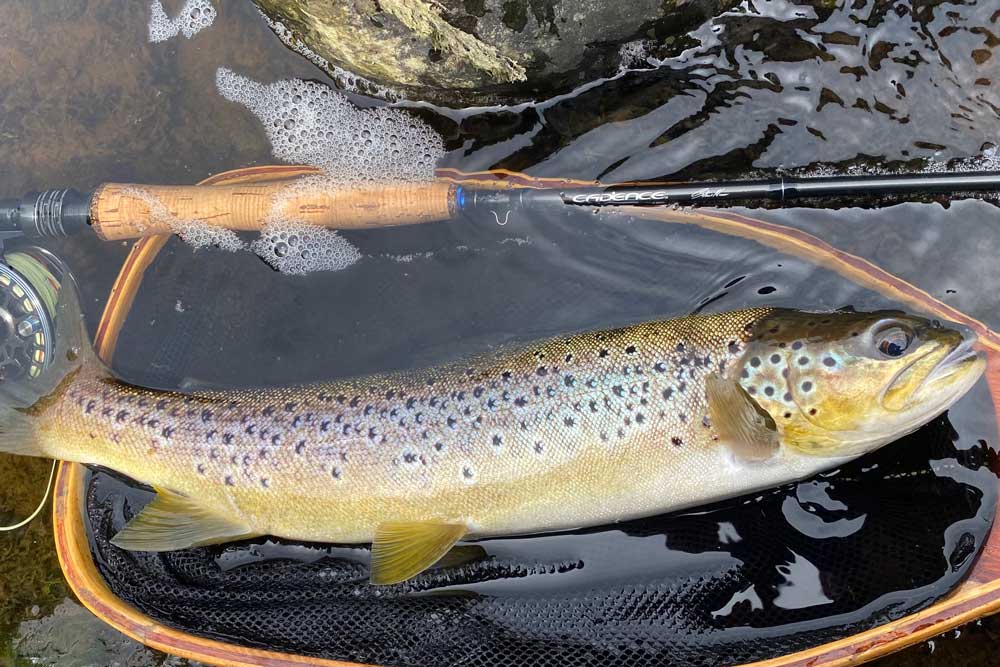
xmin=2 ymin=171 xmax=1000 ymax=242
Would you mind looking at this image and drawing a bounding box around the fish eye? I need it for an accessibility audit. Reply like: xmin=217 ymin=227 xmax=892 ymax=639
xmin=873 ymin=324 xmax=914 ymax=358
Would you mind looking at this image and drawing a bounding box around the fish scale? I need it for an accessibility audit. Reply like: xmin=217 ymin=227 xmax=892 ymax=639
xmin=39 ymin=309 xmax=773 ymax=543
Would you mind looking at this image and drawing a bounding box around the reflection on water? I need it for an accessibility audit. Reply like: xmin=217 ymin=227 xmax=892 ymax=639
xmin=1 ymin=0 xmax=1000 ymax=664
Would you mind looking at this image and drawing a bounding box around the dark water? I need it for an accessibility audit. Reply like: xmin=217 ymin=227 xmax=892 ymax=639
xmin=2 ymin=0 xmax=1000 ymax=664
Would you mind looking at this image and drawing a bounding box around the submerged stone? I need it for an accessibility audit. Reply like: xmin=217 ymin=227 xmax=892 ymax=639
xmin=252 ymin=0 xmax=737 ymax=106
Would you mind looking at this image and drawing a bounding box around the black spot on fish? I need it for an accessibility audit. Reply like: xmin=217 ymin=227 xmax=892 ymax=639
xmin=320 ymin=420 xmax=331 ymax=432
xmin=564 ymin=417 xmax=575 ymax=427
xmin=205 ymin=429 xmax=217 ymax=441
xmin=222 ymin=433 xmax=233 ymax=445
xmin=823 ymin=357 xmax=836 ymax=367
xmin=747 ymin=386 xmax=757 ymax=395
xmin=565 ymin=353 xmax=573 ymax=362
xmin=332 ymin=467 xmax=343 ymax=480
xmin=196 ymin=464 xmax=206 ymax=474
xmin=625 ymin=345 xmax=636 ymax=354
xmin=209 ymin=448 xmax=219 ymax=460
xmin=784 ymin=392 xmax=793 ymax=402
xmin=261 ymin=478 xmax=270 ymax=488
xmin=792 ymin=341 xmax=803 ymax=350
xmin=728 ymin=341 xmax=741 ymax=354
xmin=764 ymin=386 xmax=775 ymax=396
xmin=224 ymin=475 xmax=235 ymax=487
xmin=741 ymin=369 xmax=749 ymax=379
xmin=671 ymin=437 xmax=683 ymax=447
xmin=770 ymin=354 xmax=781 ymax=364
xmin=636 ymin=413 xmax=645 ymax=424
xmin=798 ymin=356 xmax=809 ymax=366
xmin=434 ymin=442 xmax=445 ymax=452
xmin=784 ymin=412 xmax=792 ymax=419
xmin=782 ymin=368 xmax=789 ymax=379
xmin=662 ymin=388 xmax=674 ymax=400
xmin=270 ymin=434 xmax=281 ymax=446
xmin=295 ymin=440 xmax=307 ymax=455
xmin=809 ymin=408 xmax=818 ymax=415
xmin=750 ymin=357 xmax=761 ymax=368
xmin=245 ymin=424 xmax=256 ymax=435
xmin=492 ymin=434 xmax=503 ymax=448
xmin=599 ymin=349 xmax=609 ymax=358
xmin=447 ymin=416 xmax=457 ymax=428
xmin=679 ymin=382 xmax=687 ymax=393
xmin=536 ymin=366 xmax=548 ymax=377
xmin=156 ymin=399 xmax=169 ymax=411
xmin=84 ymin=400 xmax=96 ymax=414
xmin=162 ymin=426 xmax=175 ymax=439
xmin=101 ymin=407 xmax=113 ymax=418
xmin=564 ymin=374 xmax=575 ymax=387
xmin=802 ymin=381 xmax=813 ymax=392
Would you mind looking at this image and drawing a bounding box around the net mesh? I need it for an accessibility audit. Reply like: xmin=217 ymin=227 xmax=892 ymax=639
xmin=83 ymin=416 xmax=996 ymax=667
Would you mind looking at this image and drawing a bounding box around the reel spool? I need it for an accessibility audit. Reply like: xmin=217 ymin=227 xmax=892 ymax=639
xmin=0 ymin=247 xmax=65 ymax=383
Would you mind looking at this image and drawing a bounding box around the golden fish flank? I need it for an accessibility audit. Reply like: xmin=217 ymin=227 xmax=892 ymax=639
xmin=0 ymin=289 xmax=986 ymax=585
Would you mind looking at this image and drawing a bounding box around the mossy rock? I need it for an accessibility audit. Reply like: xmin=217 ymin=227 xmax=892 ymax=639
xmin=253 ymin=0 xmax=737 ymax=106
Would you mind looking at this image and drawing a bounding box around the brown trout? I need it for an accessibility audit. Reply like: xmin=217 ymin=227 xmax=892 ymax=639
xmin=0 ymin=288 xmax=985 ymax=584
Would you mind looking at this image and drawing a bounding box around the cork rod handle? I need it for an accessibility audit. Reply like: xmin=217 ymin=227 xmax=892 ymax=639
xmin=89 ymin=181 xmax=457 ymax=241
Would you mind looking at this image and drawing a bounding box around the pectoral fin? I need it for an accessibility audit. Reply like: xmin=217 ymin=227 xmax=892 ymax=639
xmin=705 ymin=372 xmax=780 ymax=462
xmin=111 ymin=487 xmax=257 ymax=551
xmin=370 ymin=521 xmax=467 ymax=585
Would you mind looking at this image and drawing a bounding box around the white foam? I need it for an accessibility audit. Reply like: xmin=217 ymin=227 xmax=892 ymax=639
xmin=148 ymin=0 xmax=216 ymax=43
xmin=120 ymin=186 xmax=246 ymax=253
xmin=215 ymin=68 xmax=442 ymax=185
xmin=214 ymin=68 xmax=446 ymax=274
xmin=251 ymin=219 xmax=362 ymax=276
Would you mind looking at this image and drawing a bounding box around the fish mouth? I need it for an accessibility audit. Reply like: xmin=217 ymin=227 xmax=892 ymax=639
xmin=928 ymin=336 xmax=983 ymax=382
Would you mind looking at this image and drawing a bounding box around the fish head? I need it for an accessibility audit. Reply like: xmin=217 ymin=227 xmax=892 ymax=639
xmin=735 ymin=309 xmax=985 ymax=458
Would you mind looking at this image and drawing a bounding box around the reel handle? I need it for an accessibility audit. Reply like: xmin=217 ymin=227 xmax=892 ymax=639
xmin=89 ymin=181 xmax=458 ymax=240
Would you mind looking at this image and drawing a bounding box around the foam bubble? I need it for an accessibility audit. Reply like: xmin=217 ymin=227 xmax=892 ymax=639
xmin=148 ymin=0 xmax=216 ymax=43
xmin=120 ymin=186 xmax=246 ymax=253
xmin=251 ymin=220 xmax=362 ymax=275
xmin=214 ymin=67 xmax=445 ymax=274
xmin=215 ymin=68 xmax=442 ymax=185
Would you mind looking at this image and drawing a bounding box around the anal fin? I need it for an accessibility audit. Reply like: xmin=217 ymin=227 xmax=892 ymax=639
xmin=370 ymin=521 xmax=467 ymax=585
xmin=705 ymin=372 xmax=780 ymax=462
xmin=111 ymin=487 xmax=257 ymax=551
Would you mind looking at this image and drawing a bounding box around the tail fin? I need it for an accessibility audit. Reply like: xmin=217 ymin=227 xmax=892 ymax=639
xmin=0 ymin=274 xmax=101 ymax=458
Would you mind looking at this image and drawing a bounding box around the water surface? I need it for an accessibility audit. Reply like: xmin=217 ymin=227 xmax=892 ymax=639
xmin=2 ymin=0 xmax=1000 ymax=664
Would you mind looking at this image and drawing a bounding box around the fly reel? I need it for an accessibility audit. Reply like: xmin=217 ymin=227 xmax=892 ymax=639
xmin=0 ymin=247 xmax=66 ymax=383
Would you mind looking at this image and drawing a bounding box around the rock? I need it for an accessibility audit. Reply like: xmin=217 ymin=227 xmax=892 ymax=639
xmin=252 ymin=0 xmax=737 ymax=106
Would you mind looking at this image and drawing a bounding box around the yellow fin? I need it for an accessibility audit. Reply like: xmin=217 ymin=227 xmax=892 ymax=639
xmin=705 ymin=372 xmax=779 ymax=462
xmin=370 ymin=521 xmax=467 ymax=585
xmin=111 ymin=487 xmax=257 ymax=552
